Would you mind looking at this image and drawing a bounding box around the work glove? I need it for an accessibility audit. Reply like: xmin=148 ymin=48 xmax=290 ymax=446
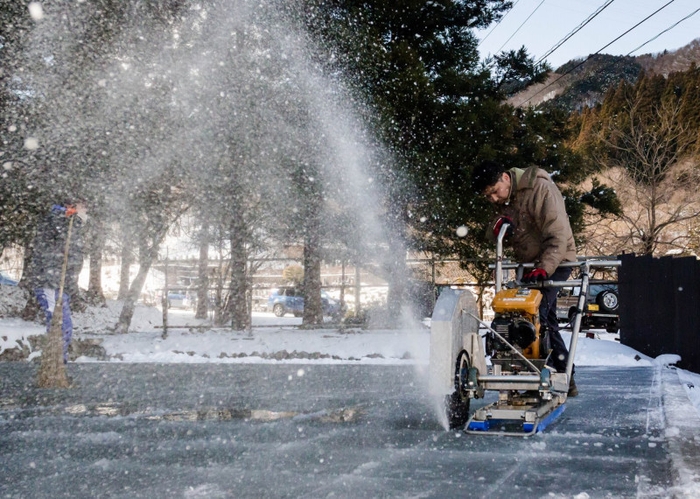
xmin=522 ymin=268 xmax=547 ymax=283
xmin=492 ymin=216 xmax=513 ymax=239
xmin=65 ymin=205 xmax=78 ymax=217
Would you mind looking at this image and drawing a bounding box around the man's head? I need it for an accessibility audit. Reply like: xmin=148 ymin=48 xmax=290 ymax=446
xmin=471 ymin=160 xmax=511 ymax=205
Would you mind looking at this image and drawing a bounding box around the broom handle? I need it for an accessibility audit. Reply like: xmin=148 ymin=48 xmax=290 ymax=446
xmin=56 ymin=215 xmax=75 ymax=304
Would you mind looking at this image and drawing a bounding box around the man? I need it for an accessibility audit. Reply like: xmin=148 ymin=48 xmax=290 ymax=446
xmin=471 ymin=160 xmax=578 ymax=397
xmin=31 ymin=200 xmax=87 ymax=363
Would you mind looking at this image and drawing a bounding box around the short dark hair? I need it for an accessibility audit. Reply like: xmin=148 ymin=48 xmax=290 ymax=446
xmin=470 ymin=160 xmax=506 ymax=194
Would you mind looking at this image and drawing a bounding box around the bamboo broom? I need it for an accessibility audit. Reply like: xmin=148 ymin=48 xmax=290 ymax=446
xmin=36 ymin=214 xmax=74 ymax=388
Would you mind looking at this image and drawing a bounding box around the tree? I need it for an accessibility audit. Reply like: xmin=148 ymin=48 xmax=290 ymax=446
xmin=296 ymin=0 xmax=559 ymax=313
xmin=592 ymin=96 xmax=700 ymax=256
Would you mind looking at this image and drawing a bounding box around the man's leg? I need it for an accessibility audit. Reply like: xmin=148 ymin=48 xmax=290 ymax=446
xmin=36 ymin=288 xmax=73 ymax=363
xmin=539 ymin=266 xmax=578 ymax=396
xmin=539 ymin=267 xmax=572 ymax=373
xmin=34 ymin=288 xmax=55 ymax=330
xmin=61 ymin=292 xmax=72 ymax=363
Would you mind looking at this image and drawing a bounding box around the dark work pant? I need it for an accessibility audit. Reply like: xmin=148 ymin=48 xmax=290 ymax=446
xmin=35 ymin=288 xmax=73 ymax=363
xmin=539 ymin=266 xmax=573 ymax=375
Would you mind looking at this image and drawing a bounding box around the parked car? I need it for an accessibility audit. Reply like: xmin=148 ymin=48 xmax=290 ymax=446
xmin=167 ymin=291 xmax=189 ymax=309
xmin=0 ymin=271 xmax=18 ymax=286
xmin=556 ymin=283 xmax=620 ymax=333
xmin=267 ymin=287 xmax=342 ymax=318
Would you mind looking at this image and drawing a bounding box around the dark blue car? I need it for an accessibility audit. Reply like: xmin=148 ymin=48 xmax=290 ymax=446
xmin=267 ymin=287 xmax=342 ymax=318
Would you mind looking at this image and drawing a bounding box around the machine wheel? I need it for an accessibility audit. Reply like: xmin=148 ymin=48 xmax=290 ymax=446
xmin=597 ymin=289 xmax=619 ymax=313
xmin=273 ymin=303 xmax=285 ymax=317
xmin=446 ymin=392 xmax=470 ymax=430
xmin=446 ymin=350 xmax=471 ymax=429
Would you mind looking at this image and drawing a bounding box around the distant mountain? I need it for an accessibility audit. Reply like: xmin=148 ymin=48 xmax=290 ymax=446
xmin=509 ymin=38 xmax=700 ymax=111
xmin=637 ymin=38 xmax=700 ymax=76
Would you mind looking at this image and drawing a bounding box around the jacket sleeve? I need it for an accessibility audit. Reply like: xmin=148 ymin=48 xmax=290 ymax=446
xmin=527 ymin=179 xmax=572 ymax=276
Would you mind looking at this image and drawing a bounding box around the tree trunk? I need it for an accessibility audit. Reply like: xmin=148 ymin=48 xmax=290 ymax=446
xmin=302 ymin=209 xmax=323 ymax=326
xmin=114 ymin=237 xmax=164 ymax=334
xmin=117 ymin=230 xmax=134 ymax=300
xmin=195 ymin=230 xmax=209 ymax=319
xmin=20 ymin=244 xmax=41 ymax=321
xmin=86 ymin=217 xmax=106 ymax=306
xmin=113 ymin=261 xmax=153 ymax=334
xmin=224 ymin=222 xmax=249 ymax=330
xmin=386 ymin=231 xmax=408 ymax=323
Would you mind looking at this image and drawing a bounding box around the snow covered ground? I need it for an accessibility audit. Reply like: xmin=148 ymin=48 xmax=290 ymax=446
xmin=3 ymin=287 xmax=700 ymax=496
xmin=1 ymin=285 xmax=699 ymax=418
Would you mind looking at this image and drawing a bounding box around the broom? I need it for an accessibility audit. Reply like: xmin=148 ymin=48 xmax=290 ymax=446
xmin=36 ymin=214 xmax=74 ymax=389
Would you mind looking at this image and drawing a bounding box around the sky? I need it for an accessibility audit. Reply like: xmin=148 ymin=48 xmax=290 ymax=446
xmin=476 ymin=0 xmax=700 ymax=69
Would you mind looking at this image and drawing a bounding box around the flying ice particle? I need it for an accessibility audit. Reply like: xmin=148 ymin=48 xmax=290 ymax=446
xmin=419 ymin=216 xmax=427 ymax=223
xmin=28 ymin=2 xmax=44 ymax=21
xmin=24 ymin=137 xmax=39 ymax=150
xmin=297 ymin=369 xmax=305 ymax=377
xmin=8 ymin=125 xmax=17 ymax=132
xmin=456 ymin=225 xmax=468 ymax=237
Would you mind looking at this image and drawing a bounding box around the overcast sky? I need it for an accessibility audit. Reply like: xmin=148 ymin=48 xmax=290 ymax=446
xmin=476 ymin=0 xmax=700 ymax=69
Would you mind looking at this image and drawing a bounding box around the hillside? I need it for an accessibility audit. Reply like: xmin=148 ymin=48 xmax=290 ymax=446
xmin=510 ymin=38 xmax=700 ymax=110
xmin=637 ymin=38 xmax=700 ymax=76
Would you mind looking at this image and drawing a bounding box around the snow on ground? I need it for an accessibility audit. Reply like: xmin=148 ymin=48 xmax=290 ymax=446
xmin=2 ymin=285 xmax=700 ymax=417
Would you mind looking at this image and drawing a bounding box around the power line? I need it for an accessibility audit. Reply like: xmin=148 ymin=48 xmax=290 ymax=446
xmin=495 ymin=0 xmax=546 ymax=54
xmin=626 ymin=6 xmax=700 ymax=56
xmin=516 ymin=0 xmax=677 ymax=107
xmin=536 ymin=0 xmax=618 ymax=65
xmin=478 ymin=0 xmax=522 ymax=48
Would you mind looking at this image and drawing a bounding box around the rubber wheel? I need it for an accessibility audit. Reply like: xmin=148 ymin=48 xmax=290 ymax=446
xmin=446 ymin=350 xmax=471 ymax=430
xmin=273 ymin=303 xmax=285 ymax=317
xmin=597 ymin=289 xmax=619 ymax=313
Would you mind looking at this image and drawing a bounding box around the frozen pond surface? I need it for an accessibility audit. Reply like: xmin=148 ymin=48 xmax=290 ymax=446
xmin=0 ymin=363 xmax=689 ymax=498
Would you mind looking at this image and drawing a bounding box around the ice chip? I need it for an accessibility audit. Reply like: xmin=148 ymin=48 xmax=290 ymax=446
xmin=455 ymin=225 xmax=468 ymax=237
xmin=24 ymin=137 xmax=39 ymax=150
xmin=28 ymin=2 xmax=44 ymax=20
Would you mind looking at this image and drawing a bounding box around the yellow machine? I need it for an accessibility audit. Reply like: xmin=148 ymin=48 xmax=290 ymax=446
xmin=489 ymin=287 xmax=544 ymax=362
xmin=430 ymin=222 xmax=622 ymax=435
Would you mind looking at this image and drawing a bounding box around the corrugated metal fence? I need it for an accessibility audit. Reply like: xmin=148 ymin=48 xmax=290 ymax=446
xmin=618 ymin=254 xmax=700 ymax=373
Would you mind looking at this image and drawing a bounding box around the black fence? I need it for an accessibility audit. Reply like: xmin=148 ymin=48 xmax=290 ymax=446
xmin=618 ymin=254 xmax=700 ymax=372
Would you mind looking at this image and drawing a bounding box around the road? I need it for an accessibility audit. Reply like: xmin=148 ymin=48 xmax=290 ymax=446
xmin=0 ymin=363 xmax=683 ymax=498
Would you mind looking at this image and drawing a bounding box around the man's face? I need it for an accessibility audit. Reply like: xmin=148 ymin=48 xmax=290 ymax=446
xmin=483 ymin=172 xmax=511 ymax=205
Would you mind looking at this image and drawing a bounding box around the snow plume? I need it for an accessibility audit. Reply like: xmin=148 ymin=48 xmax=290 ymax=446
xmin=16 ymin=0 xmax=402 ymax=276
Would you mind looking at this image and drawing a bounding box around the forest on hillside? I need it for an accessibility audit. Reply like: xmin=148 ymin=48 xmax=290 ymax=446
xmin=566 ymin=64 xmax=700 ymax=257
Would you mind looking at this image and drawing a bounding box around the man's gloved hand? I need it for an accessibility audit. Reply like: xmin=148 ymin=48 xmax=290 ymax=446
xmin=492 ymin=216 xmax=513 ymax=239
xmin=65 ymin=205 xmax=78 ymax=217
xmin=522 ymin=268 xmax=547 ymax=283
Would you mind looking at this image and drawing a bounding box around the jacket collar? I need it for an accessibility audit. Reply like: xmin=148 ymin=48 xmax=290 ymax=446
xmin=507 ymin=167 xmax=525 ymax=203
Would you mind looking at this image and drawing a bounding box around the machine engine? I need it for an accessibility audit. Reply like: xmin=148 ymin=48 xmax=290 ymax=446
xmin=487 ymin=287 xmax=547 ymax=367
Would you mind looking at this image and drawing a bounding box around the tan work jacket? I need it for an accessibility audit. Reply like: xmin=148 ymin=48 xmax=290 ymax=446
xmin=497 ymin=166 xmax=577 ymax=276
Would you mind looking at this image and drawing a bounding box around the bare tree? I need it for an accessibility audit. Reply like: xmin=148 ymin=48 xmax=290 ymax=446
xmin=589 ymin=97 xmax=700 ymax=256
